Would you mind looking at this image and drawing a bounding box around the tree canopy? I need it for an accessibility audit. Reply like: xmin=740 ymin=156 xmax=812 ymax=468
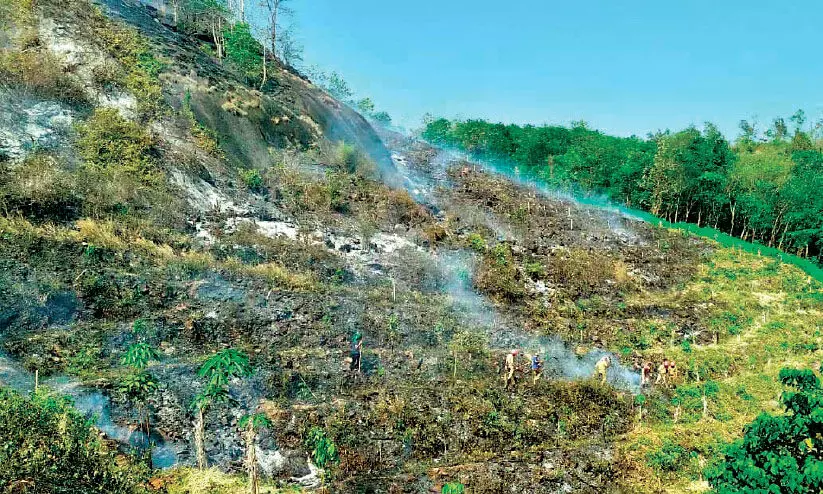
xmin=707 ymin=367 xmax=823 ymax=493
xmin=423 ymin=116 xmax=823 ymax=265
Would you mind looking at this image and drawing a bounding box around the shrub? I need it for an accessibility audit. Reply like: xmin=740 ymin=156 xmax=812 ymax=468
xmin=466 ymin=233 xmax=486 ymax=252
xmin=306 ymin=426 xmax=339 ymax=469
xmin=707 ymin=368 xmax=823 ymax=493
xmin=76 ymin=108 xmax=161 ymax=184
xmin=0 ymin=50 xmax=88 ymax=105
xmin=222 ymin=22 xmax=262 ymax=84
xmin=89 ymin=9 xmax=166 ymax=120
xmin=0 ymin=387 xmax=148 ymax=492
xmin=240 ymin=169 xmax=265 ymax=193
xmin=0 ymin=153 xmax=82 ymax=221
xmin=646 ymin=440 xmax=690 ymax=473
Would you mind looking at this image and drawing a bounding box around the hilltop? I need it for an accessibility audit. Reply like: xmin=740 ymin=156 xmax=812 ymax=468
xmin=1 ymin=0 xmax=822 ymax=493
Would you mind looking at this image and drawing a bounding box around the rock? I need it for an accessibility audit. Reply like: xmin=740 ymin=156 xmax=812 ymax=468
xmin=256 ymin=446 xmax=287 ymax=478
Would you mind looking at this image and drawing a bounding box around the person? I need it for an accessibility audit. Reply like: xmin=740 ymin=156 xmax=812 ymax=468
xmin=504 ymin=349 xmax=519 ymax=389
xmin=594 ymin=355 xmax=611 ymax=384
xmin=668 ymin=360 xmax=677 ymax=382
xmin=641 ymin=361 xmax=653 ymax=387
xmin=656 ymin=358 xmax=669 ymax=385
xmin=350 ymin=332 xmax=363 ymax=372
xmin=531 ymin=353 xmax=543 ymax=385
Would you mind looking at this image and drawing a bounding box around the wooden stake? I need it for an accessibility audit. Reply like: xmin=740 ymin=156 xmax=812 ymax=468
xmin=34 ymin=369 xmax=38 ymax=393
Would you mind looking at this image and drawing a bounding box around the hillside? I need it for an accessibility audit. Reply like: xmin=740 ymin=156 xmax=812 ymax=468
xmin=1 ymin=0 xmax=823 ymax=493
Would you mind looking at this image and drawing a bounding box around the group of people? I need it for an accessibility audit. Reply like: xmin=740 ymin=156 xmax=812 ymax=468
xmin=349 ymin=333 xmax=677 ymax=390
xmin=505 ymin=350 xmax=615 ymax=387
xmin=504 ymin=350 xmax=546 ymax=388
xmin=638 ymin=357 xmax=678 ymax=387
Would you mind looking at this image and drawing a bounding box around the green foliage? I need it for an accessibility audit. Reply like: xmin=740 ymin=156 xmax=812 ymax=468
xmin=223 ymin=22 xmax=263 ymax=84
xmin=0 ymin=387 xmax=147 ymax=492
xmin=371 ymin=111 xmax=392 ymax=126
xmin=89 ymin=9 xmax=166 ymax=120
xmin=356 ymin=98 xmax=375 ymax=114
xmin=646 ymin=440 xmax=691 ymax=473
xmin=121 ymin=342 xmax=160 ymax=370
xmin=76 ymin=108 xmax=161 ymax=184
xmin=306 ymin=426 xmax=338 ymax=469
xmin=707 ymin=367 xmax=823 ymax=492
xmin=424 ymin=115 xmax=823 ymax=272
xmin=118 ymin=371 xmax=158 ymax=401
xmin=240 ymin=169 xmax=265 ymax=193
xmin=325 ymin=72 xmax=352 ymax=101
xmin=466 ymin=232 xmax=486 ymax=252
xmin=198 ymin=348 xmax=253 ymax=388
xmin=442 ymin=482 xmax=465 ymax=494
xmin=239 ymin=412 xmax=272 ymax=431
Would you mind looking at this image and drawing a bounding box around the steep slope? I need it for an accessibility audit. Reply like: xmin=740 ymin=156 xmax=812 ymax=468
xmin=2 ymin=0 xmax=822 ymax=493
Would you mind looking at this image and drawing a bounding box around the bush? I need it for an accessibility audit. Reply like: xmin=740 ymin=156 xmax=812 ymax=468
xmin=707 ymin=368 xmax=823 ymax=493
xmin=223 ymin=22 xmax=263 ymax=84
xmin=76 ymin=108 xmax=161 ymax=184
xmin=0 ymin=153 xmax=82 ymax=221
xmin=0 ymin=387 xmax=148 ymax=492
xmin=240 ymin=169 xmax=265 ymax=193
xmin=646 ymin=440 xmax=690 ymax=473
xmin=0 ymin=50 xmax=88 ymax=105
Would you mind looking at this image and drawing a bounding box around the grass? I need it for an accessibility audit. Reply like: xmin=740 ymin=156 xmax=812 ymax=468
xmin=616 ymin=245 xmax=823 ymax=492
xmin=160 ymin=468 xmax=303 ymax=494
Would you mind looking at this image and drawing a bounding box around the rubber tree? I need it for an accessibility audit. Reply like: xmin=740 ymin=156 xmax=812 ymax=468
xmin=239 ymin=412 xmax=272 ymax=494
xmin=119 ymin=342 xmax=160 ymax=468
xmin=192 ymin=348 xmax=254 ymax=469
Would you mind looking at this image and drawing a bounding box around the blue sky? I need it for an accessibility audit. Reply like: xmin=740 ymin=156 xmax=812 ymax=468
xmin=271 ymin=0 xmax=822 ymax=137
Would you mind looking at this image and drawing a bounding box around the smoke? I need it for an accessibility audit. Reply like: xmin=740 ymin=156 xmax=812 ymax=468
xmin=523 ymin=336 xmax=640 ymax=391
xmin=0 ymin=353 xmax=182 ymax=468
xmin=435 ymin=250 xmax=496 ymax=328
xmin=382 ymin=139 xmax=644 ymax=391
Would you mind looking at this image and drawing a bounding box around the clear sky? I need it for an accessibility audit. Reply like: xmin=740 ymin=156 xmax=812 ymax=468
xmin=273 ymin=0 xmax=822 ymax=138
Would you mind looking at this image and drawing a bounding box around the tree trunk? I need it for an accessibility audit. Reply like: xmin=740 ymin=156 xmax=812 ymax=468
xmin=245 ymin=422 xmax=258 ymax=494
xmin=269 ymin=5 xmax=278 ymax=57
xmin=702 ymin=394 xmax=708 ymax=419
xmin=195 ymin=407 xmax=207 ymax=469
xmin=260 ymin=46 xmax=267 ymax=90
xmin=142 ymin=404 xmax=153 ymax=470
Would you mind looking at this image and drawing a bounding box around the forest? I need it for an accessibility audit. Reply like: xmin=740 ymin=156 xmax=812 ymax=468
xmin=422 ymin=114 xmax=823 ymax=265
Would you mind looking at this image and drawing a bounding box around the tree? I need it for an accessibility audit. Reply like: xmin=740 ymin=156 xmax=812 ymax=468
xmin=260 ymin=0 xmax=292 ymax=58
xmin=276 ymin=26 xmax=303 ymax=68
xmin=223 ymin=22 xmax=263 ymax=84
xmin=192 ymin=348 xmax=253 ymax=469
xmin=371 ymin=111 xmax=392 ymax=127
xmin=325 ymin=72 xmax=353 ymax=102
xmin=707 ymin=367 xmax=823 ymax=493
xmin=119 ymin=342 xmax=160 ymax=467
xmin=356 ymin=98 xmax=375 ymax=115
xmin=185 ymin=0 xmax=229 ymax=58
xmin=239 ymin=413 xmax=272 ymax=494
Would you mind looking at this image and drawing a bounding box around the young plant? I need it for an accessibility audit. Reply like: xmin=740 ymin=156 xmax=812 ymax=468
xmin=118 ymin=342 xmax=160 ymax=468
xmin=306 ymin=426 xmax=338 ymax=469
xmin=239 ymin=412 xmax=272 ymax=494
xmin=192 ymin=348 xmax=254 ymax=469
